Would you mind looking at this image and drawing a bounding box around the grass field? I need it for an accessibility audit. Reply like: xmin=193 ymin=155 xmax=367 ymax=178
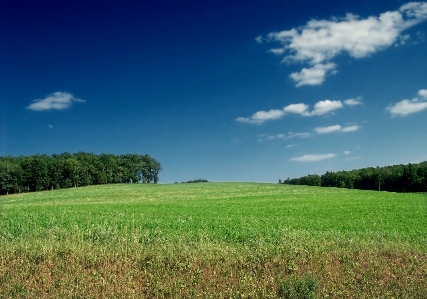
xmin=0 ymin=183 xmax=426 ymax=298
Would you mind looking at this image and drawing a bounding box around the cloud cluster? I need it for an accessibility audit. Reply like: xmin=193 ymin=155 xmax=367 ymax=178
xmin=387 ymin=88 xmax=427 ymax=116
xmin=26 ymin=92 xmax=85 ymax=111
xmin=314 ymin=124 xmax=359 ymax=134
xmin=258 ymin=2 xmax=427 ymax=86
xmin=236 ymin=98 xmax=358 ymax=125
xmin=290 ymin=153 xmax=336 ymax=162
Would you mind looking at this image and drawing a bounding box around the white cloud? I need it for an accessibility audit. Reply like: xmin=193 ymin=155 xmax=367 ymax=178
xmin=290 ymin=153 xmax=336 ymax=162
xmin=400 ymin=2 xmax=427 ymax=20
xmin=387 ymin=99 xmax=427 ymax=116
xmin=287 ymin=132 xmax=312 ymax=139
xmin=387 ymin=88 xmax=427 ymax=116
xmin=310 ymin=100 xmax=343 ymax=116
xmin=283 ymin=103 xmax=310 ymax=115
xmin=48 ymin=125 xmax=53 ymax=129
xmin=26 ymin=92 xmax=85 ymax=111
xmin=341 ymin=125 xmax=360 ymax=132
xmin=344 ymin=151 xmax=351 ymax=155
xmin=286 ymin=144 xmax=296 ymax=148
xmin=269 ymin=48 xmax=285 ymax=55
xmin=284 ymin=100 xmax=343 ymax=116
xmin=315 ymin=124 xmax=359 ymax=134
xmin=261 ymin=2 xmax=427 ymax=86
xmin=344 ymin=97 xmax=363 ymax=106
xmin=289 ymin=63 xmax=337 ymax=87
xmin=418 ymin=89 xmax=427 ymax=98
xmin=235 ymin=109 xmax=285 ymax=125
xmin=237 ymin=100 xmax=344 ymax=125
xmin=314 ymin=125 xmax=342 ymax=134
xmin=258 ymin=133 xmax=286 ymax=142
xmin=255 ymin=35 xmax=263 ymax=43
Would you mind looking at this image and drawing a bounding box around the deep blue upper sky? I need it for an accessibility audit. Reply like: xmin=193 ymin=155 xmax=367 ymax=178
xmin=1 ymin=0 xmax=427 ymax=183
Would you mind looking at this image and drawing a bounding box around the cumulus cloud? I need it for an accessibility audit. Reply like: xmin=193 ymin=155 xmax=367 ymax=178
xmin=284 ymin=100 xmax=343 ymax=116
xmin=26 ymin=92 xmax=85 ymax=111
xmin=289 ymin=63 xmax=337 ymax=87
xmin=237 ymin=100 xmax=344 ymax=125
xmin=260 ymin=2 xmax=427 ymax=86
xmin=290 ymin=153 xmax=336 ymax=162
xmin=310 ymin=100 xmax=343 ymax=116
xmin=387 ymin=88 xmax=427 ymax=116
xmin=235 ymin=109 xmax=285 ymax=125
xmin=283 ymin=103 xmax=310 ymax=115
xmin=418 ymin=89 xmax=427 ymax=97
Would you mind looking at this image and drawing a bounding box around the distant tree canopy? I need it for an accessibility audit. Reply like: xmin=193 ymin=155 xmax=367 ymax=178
xmin=282 ymin=161 xmax=427 ymax=193
xmin=0 ymin=152 xmax=162 ymax=195
xmin=182 ymin=179 xmax=208 ymax=183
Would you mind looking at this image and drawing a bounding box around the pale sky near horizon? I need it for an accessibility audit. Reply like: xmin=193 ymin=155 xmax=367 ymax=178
xmin=1 ymin=0 xmax=427 ymax=183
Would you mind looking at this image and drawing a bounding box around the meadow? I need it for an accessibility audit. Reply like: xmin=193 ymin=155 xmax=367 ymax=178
xmin=0 ymin=183 xmax=426 ymax=298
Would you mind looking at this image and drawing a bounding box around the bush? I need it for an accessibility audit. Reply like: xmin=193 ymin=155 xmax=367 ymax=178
xmin=278 ymin=276 xmax=317 ymax=299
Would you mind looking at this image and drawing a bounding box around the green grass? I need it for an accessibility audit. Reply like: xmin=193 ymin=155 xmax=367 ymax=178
xmin=1 ymin=183 xmax=426 ymax=298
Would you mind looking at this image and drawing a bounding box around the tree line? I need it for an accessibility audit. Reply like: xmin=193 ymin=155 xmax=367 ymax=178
xmin=282 ymin=161 xmax=427 ymax=192
xmin=0 ymin=152 xmax=162 ymax=195
xmin=180 ymin=179 xmax=209 ymax=183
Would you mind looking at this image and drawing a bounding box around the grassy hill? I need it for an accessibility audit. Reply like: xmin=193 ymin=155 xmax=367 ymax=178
xmin=1 ymin=183 xmax=426 ymax=298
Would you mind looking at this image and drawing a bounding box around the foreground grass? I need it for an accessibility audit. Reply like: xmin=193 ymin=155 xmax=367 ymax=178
xmin=0 ymin=183 xmax=426 ymax=298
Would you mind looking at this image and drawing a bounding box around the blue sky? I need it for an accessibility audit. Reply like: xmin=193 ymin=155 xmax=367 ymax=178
xmin=1 ymin=0 xmax=427 ymax=183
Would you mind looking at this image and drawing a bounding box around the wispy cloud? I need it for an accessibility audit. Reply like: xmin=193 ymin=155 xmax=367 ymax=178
xmin=287 ymin=132 xmax=312 ymax=139
xmin=259 ymin=133 xmax=296 ymax=142
xmin=26 ymin=92 xmax=85 ymax=111
xmin=314 ymin=124 xmax=360 ymax=134
xmin=387 ymin=88 xmax=427 ymax=116
xmin=290 ymin=153 xmax=336 ymax=162
xmin=344 ymin=97 xmax=363 ymax=106
xmin=286 ymin=144 xmax=296 ymax=148
xmin=314 ymin=125 xmax=342 ymax=134
xmin=258 ymin=2 xmax=427 ymax=86
xmin=344 ymin=151 xmax=351 ymax=155
xmin=237 ymin=99 xmax=344 ymax=125
xmin=341 ymin=125 xmax=359 ymax=132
